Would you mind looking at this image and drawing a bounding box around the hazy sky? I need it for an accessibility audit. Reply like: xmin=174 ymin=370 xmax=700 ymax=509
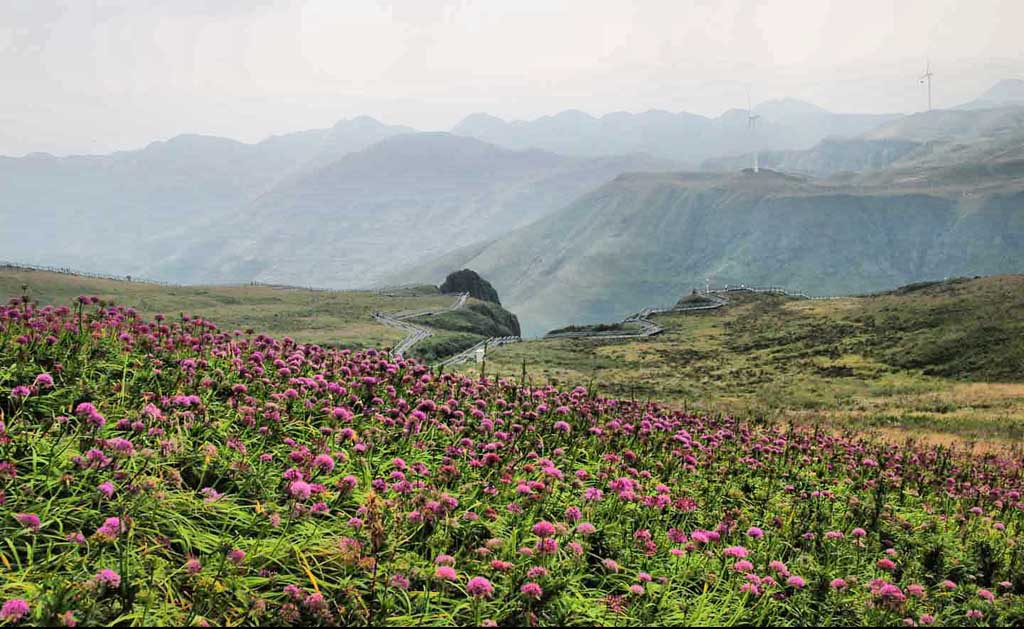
xmin=1 ymin=0 xmax=1021 ymax=156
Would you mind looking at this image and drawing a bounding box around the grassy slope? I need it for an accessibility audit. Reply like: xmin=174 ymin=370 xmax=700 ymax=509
xmin=0 ymin=267 xmax=453 ymax=350
xmin=5 ymin=292 xmax=1024 ymax=626
xmin=408 ymin=300 xmax=521 ymax=362
xmin=469 ymin=276 xmax=1024 ymax=443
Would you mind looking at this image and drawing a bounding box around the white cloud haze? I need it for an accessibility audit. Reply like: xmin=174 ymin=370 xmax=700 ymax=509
xmin=1 ymin=0 xmax=1021 ymax=155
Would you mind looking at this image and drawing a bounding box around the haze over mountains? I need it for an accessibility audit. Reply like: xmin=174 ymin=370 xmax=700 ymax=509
xmin=955 ymin=79 xmax=1024 ymax=110
xmin=0 ymin=91 xmax=906 ymax=282
xmin=451 ymin=101 xmax=899 ymax=165
xmin=0 ymin=116 xmax=414 ymax=274
xmin=156 ymin=133 xmax=673 ymax=287
xmin=395 ymin=87 xmax=1024 ymax=335
xmin=703 ymin=104 xmax=1024 ymax=179
xmin=1 ymin=81 xmax=1023 ymax=335
xmin=406 ymin=166 xmax=1024 ymax=336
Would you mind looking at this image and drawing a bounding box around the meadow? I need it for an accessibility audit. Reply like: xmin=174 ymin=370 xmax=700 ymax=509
xmin=469 ymin=277 xmax=1024 ymax=446
xmin=1 ymin=294 xmax=1023 ymax=626
xmin=0 ymin=266 xmax=454 ymax=350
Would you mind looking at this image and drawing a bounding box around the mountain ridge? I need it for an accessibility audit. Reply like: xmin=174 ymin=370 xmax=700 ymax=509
xmin=149 ymin=132 xmax=677 ymax=289
xmin=451 ymin=100 xmax=902 ymax=165
xmin=396 ymin=165 xmax=1024 ymax=336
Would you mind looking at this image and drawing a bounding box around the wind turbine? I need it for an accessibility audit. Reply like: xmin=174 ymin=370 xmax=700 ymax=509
xmin=747 ymin=87 xmax=760 ymax=173
xmin=920 ymin=59 xmax=934 ymax=112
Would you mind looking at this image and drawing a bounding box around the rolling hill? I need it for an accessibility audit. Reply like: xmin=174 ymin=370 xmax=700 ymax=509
xmin=956 ymin=78 xmax=1024 ymax=110
xmin=0 ymin=117 xmax=415 ymax=276
xmin=155 ymin=133 xmax=675 ymax=287
xmin=408 ymin=102 xmax=1024 ymax=335
xmin=0 ymin=126 xmax=673 ymax=288
xmin=469 ymin=275 xmax=1024 ymax=443
xmin=401 ymin=166 xmax=1024 ymax=336
xmin=0 ymin=264 xmax=516 ymax=357
xmin=703 ymin=104 xmax=1024 ymax=178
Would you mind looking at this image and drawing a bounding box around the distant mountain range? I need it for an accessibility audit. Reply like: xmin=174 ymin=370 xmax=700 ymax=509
xmin=0 ymin=91 xmax=906 ymax=283
xmin=1 ymin=80 xmax=1022 ymax=336
xmin=152 ymin=133 xmax=673 ymax=287
xmin=0 ymin=116 xmax=414 ymax=273
xmin=451 ymin=99 xmax=900 ymax=165
xmin=956 ymin=79 xmax=1024 ymax=110
xmin=703 ymin=105 xmax=1024 ymax=178
xmin=399 ymin=103 xmax=1024 ymax=335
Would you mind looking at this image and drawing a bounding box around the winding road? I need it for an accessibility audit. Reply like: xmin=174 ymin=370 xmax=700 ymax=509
xmin=436 ymin=335 xmax=521 ymax=367
xmin=374 ymin=291 xmax=524 ymax=365
xmin=542 ymin=295 xmax=730 ymax=341
xmin=377 ymin=283 xmax=830 ymax=363
xmin=540 ymin=284 xmax=828 ymax=342
xmin=373 ymin=292 xmax=470 ymax=359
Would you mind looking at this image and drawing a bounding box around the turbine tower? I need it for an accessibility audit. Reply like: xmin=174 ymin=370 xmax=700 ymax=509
xmin=747 ymin=87 xmax=760 ymax=173
xmin=920 ymin=59 xmax=934 ymax=111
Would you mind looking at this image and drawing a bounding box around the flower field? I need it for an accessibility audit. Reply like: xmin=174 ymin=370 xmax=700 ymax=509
xmin=1 ymin=296 xmax=1023 ymax=626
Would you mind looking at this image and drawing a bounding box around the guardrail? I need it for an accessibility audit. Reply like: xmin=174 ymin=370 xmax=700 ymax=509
xmin=436 ymin=335 xmax=522 ymax=367
xmin=372 ymin=293 xmax=471 ymax=359
xmin=539 ymin=283 xmax=847 ymax=342
xmin=3 ymin=258 xmax=865 ymax=354
xmin=542 ymin=297 xmax=732 ymax=342
xmin=0 ymin=261 xmax=177 ymax=286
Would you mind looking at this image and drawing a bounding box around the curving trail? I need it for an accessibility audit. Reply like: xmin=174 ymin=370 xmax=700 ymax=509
xmin=540 ymin=298 xmax=727 ymax=341
xmin=381 ymin=283 xmax=833 ymax=363
xmin=372 ymin=292 xmax=469 ymax=359
xmin=541 ymin=284 xmax=830 ymax=341
xmin=436 ymin=335 xmax=521 ymax=367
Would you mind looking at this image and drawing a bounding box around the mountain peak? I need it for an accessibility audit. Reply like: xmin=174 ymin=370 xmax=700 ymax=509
xmin=331 ymin=115 xmax=388 ymax=130
xmin=957 ymin=78 xmax=1024 ymax=110
xmin=980 ymin=78 xmax=1024 ymax=101
xmin=458 ymin=112 xmax=505 ymax=124
xmin=754 ymin=98 xmax=830 ymax=119
xmin=550 ymin=109 xmax=597 ymax=122
xmin=451 ymin=112 xmax=508 ymax=135
xmin=145 ymin=134 xmax=247 ymax=152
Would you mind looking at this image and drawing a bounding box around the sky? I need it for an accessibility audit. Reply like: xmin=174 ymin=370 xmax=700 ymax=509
xmin=1 ymin=0 xmax=1021 ymax=156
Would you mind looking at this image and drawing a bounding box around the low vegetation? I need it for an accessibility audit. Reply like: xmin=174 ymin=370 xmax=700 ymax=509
xmin=547 ymin=323 xmax=629 ymax=335
xmin=0 ymin=268 xmax=517 ymax=364
xmin=2 ymin=296 xmax=1023 ymax=626
xmin=0 ymin=266 xmax=449 ymax=350
xmin=410 ymin=302 xmax=520 ymax=339
xmin=471 ymin=276 xmax=1024 ymax=444
xmin=408 ymin=300 xmax=521 ymax=363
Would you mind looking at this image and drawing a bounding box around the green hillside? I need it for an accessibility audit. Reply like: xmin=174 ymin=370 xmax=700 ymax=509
xmin=4 ymin=287 xmax=1024 ymax=626
xmin=0 ymin=266 xmax=450 ymax=351
xmin=408 ymin=168 xmax=1024 ymax=336
xmin=401 ymin=108 xmax=1024 ymax=336
xmin=406 ymin=300 xmax=522 ymax=362
xmin=467 ymin=276 xmax=1024 ymax=443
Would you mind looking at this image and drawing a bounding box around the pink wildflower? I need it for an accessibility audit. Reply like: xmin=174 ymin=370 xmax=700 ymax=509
xmin=467 ymin=576 xmax=494 ymax=598
xmin=521 ymin=582 xmax=543 ymax=599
